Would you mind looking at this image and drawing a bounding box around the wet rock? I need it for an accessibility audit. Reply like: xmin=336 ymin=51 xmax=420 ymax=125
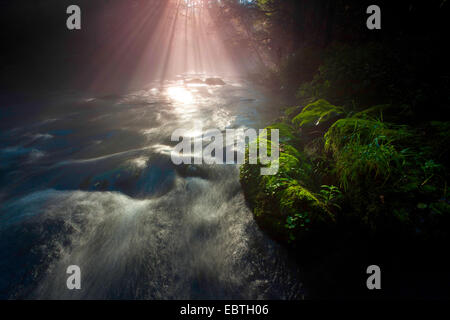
xmin=205 ymin=78 xmax=226 ymax=86
xmin=239 ymin=124 xmax=334 ymax=244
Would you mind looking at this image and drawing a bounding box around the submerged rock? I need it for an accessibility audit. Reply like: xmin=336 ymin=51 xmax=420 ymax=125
xmin=205 ymin=78 xmax=226 ymax=85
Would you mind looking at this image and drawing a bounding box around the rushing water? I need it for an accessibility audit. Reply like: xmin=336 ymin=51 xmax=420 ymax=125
xmin=0 ymin=77 xmax=304 ymax=299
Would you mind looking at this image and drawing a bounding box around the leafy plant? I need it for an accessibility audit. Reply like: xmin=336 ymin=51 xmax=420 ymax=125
xmin=285 ymin=212 xmax=310 ymax=230
xmin=292 ymin=99 xmax=345 ymax=129
xmin=420 ymin=159 xmax=442 ymax=185
xmin=285 ymin=212 xmax=311 ymax=243
xmin=318 ymin=185 xmax=343 ymax=210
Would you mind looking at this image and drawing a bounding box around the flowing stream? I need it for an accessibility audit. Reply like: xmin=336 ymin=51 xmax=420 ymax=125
xmin=0 ymin=77 xmax=304 ymax=299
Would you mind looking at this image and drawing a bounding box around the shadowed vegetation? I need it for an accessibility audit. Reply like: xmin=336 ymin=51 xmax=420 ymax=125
xmin=237 ymin=0 xmax=450 ymax=298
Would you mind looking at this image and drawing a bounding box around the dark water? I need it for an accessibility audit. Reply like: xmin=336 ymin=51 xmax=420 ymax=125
xmin=0 ymin=77 xmax=304 ymax=299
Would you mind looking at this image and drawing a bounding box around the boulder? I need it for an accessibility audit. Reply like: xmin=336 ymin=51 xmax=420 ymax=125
xmin=239 ymin=124 xmax=335 ymax=243
xmin=205 ymin=78 xmax=226 ymax=85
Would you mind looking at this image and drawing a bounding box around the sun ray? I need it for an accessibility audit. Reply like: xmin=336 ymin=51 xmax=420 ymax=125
xmin=86 ymin=0 xmax=241 ymax=92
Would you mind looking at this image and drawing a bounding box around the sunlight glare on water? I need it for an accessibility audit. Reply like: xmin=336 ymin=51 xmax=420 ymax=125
xmin=167 ymin=86 xmax=194 ymax=104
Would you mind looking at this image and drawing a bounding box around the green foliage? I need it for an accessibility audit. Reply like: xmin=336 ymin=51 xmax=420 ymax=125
xmin=241 ymin=109 xmax=450 ymax=244
xmin=292 ymin=99 xmax=345 ymax=129
xmin=420 ymin=159 xmax=442 ymax=184
xmin=240 ymin=25 xmax=450 ymax=247
xmin=239 ymin=125 xmax=331 ymax=242
xmin=261 ymin=122 xmax=297 ymax=143
xmin=280 ymin=185 xmax=335 ymax=242
xmin=334 ymin=137 xmax=401 ymax=190
xmin=284 ymin=106 xmax=301 ymax=118
xmin=318 ymin=185 xmax=343 ymax=210
xmin=324 ymin=118 xmax=410 ymax=156
xmin=323 ymin=118 xmax=414 ymax=190
xmin=429 ymin=200 xmax=450 ymax=216
xmin=281 ymin=144 xmax=303 ymax=160
xmin=262 ymin=151 xmax=313 ymax=195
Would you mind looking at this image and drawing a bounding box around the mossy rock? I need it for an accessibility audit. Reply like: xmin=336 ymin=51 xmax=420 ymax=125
xmin=280 ymin=185 xmax=335 ymax=240
xmin=292 ymin=99 xmax=345 ymax=130
xmin=239 ymin=136 xmax=332 ymax=243
xmin=205 ymin=78 xmax=226 ymax=85
xmin=261 ymin=152 xmax=311 ymax=191
xmin=240 ymin=142 xmax=309 ymax=200
xmin=240 ymin=149 xmax=304 ymax=240
xmin=251 ymin=180 xmax=335 ymax=242
xmin=280 ymin=184 xmax=333 ymax=221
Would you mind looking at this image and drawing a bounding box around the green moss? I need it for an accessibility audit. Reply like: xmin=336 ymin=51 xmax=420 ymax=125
xmin=324 ymin=118 xmax=410 ymax=155
xmin=325 ymin=118 xmax=379 ymax=153
xmin=292 ymin=99 xmax=344 ymax=129
xmin=280 ymin=185 xmax=335 ymax=241
xmin=324 ymin=118 xmax=413 ymax=190
xmin=260 ymin=122 xmax=297 ymax=143
xmin=261 ymin=153 xmax=306 ymax=195
xmin=242 ymin=105 xmax=449 ymax=244
xmin=239 ymin=136 xmax=325 ymax=242
xmin=281 ymin=185 xmax=332 ymax=219
xmin=271 ymin=153 xmax=301 ymax=178
xmin=245 ymin=146 xmax=311 ymax=198
xmin=336 ymin=140 xmax=401 ymax=190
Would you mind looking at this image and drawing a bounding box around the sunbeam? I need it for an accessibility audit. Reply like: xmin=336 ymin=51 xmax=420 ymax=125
xmin=87 ymin=0 xmax=239 ymax=92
